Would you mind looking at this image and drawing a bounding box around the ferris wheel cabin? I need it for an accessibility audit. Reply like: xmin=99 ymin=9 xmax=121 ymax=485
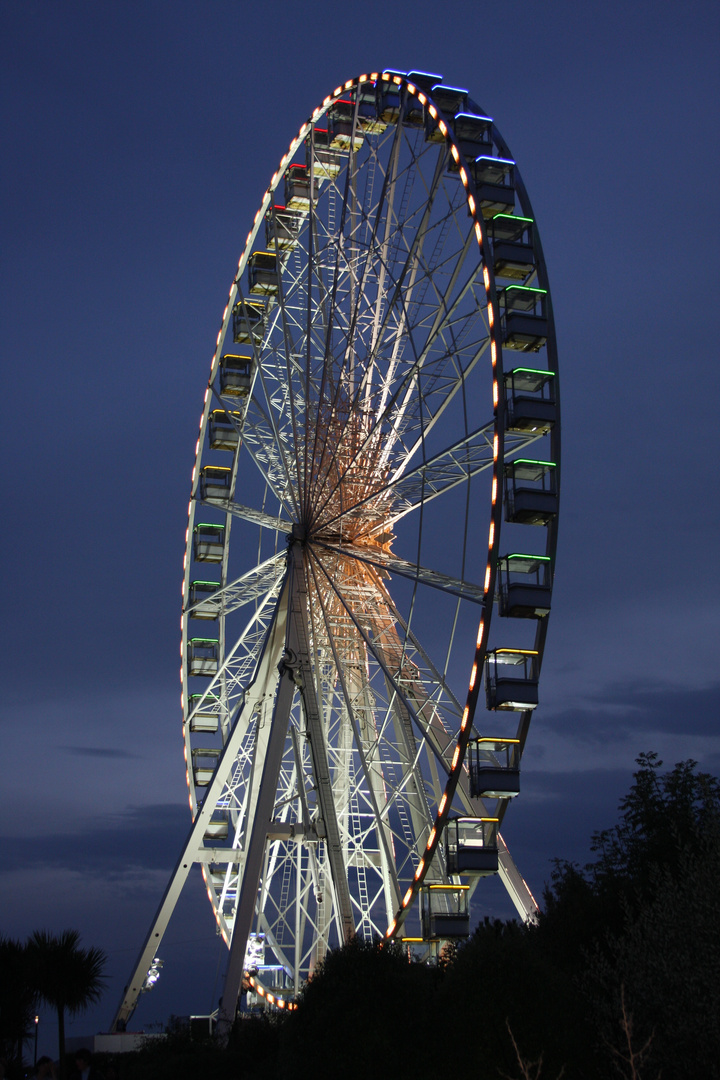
xmin=187 ymin=638 xmax=219 ymax=678
xmin=192 ymin=747 xmax=220 ymax=786
xmin=445 ymin=817 xmax=500 ymax=876
xmin=208 ymin=409 xmax=242 ymax=450
xmin=485 ymin=648 xmax=539 ymax=711
xmin=451 ymin=112 xmax=494 ymax=162
xmin=188 ymin=580 xmax=220 ymax=620
xmin=471 ymin=155 xmax=516 ymax=218
xmin=490 ymin=214 xmax=536 ymax=280
xmin=232 ymin=301 xmax=265 ymax=347
xmin=497 ymin=553 xmax=552 ymax=618
xmin=193 ymin=523 xmax=225 ymax=562
xmin=420 ymin=884 xmax=471 ymax=940
xmin=328 ymin=99 xmax=364 ymax=150
xmin=306 ymin=129 xmax=342 ymax=179
xmin=248 ymin=252 xmax=279 ymax=296
xmin=284 ymin=164 xmax=319 ymax=211
xmin=264 ymin=205 xmax=301 ymax=251
xmin=499 ymin=285 xmax=548 ymax=351
xmin=200 ymin=466 xmax=232 ymax=500
xmin=505 ymin=367 xmax=556 ymax=434
xmin=187 ymin=693 xmax=220 ymax=734
xmin=468 ymin=738 xmax=521 ymax=799
xmin=504 ymin=459 xmax=558 ymax=525
xmin=219 ymin=355 xmax=255 ymax=398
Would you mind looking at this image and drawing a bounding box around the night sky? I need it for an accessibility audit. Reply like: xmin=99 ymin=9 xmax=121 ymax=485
xmin=2 ymin=0 xmax=719 ymax=1055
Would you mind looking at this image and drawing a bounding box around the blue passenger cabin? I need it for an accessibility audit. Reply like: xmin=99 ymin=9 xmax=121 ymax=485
xmin=219 ymin=355 xmax=254 ymax=398
xmin=485 ymin=648 xmax=539 ymax=711
xmin=200 ymin=466 xmax=232 ymax=500
xmin=402 ymin=93 xmax=425 ymax=127
xmin=193 ymin=523 xmax=225 ymax=563
xmin=406 ymin=71 xmax=443 ymax=93
xmin=264 ymin=205 xmax=300 ymax=251
xmin=452 ymin=113 xmax=493 ymax=163
xmin=470 ymin=156 xmax=516 ymax=218
xmin=188 ymin=580 xmax=220 ymax=620
xmin=445 ymin=817 xmax=499 ymax=875
xmin=420 ymin=884 xmax=470 ymax=939
xmin=187 ymin=638 xmax=219 ymax=679
xmin=505 ymin=367 xmax=556 ymax=434
xmin=497 ymin=554 xmax=552 ymax=618
xmin=490 ymin=214 xmax=536 ymax=280
xmin=430 ymin=83 xmax=468 ymax=116
xmin=504 ymin=459 xmax=558 ymax=525
xmin=499 ymin=286 xmax=548 ymax=352
xmin=232 ymin=301 xmax=265 ymax=347
xmin=248 ymin=252 xmax=279 ymax=296
xmin=208 ymin=409 xmax=241 ymax=450
xmin=468 ymin=738 xmax=521 ymax=799
xmin=188 ymin=693 xmax=220 ymax=733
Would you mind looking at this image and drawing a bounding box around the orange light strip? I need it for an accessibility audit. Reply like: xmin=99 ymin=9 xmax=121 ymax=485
xmin=185 ymin=69 xmax=507 ymax=951
xmin=381 ymin=72 xmax=503 ymax=940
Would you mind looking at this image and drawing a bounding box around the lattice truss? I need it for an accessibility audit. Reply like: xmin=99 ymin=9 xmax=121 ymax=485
xmin=183 ymin=107 xmax=545 ymax=980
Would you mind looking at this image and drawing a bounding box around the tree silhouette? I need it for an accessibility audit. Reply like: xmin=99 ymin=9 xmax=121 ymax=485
xmin=0 ymin=936 xmax=36 ymax=1072
xmin=27 ymin=930 xmax=107 ymax=1079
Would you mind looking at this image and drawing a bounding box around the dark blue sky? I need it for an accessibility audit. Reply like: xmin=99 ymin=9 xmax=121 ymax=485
xmin=2 ymin=0 xmax=719 ymax=1054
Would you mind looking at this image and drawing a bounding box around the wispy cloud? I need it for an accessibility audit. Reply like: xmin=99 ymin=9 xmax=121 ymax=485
xmin=59 ymin=746 xmax=141 ymax=760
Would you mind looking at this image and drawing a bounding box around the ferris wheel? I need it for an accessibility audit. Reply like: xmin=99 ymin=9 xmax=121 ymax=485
xmin=112 ymin=69 xmax=559 ymax=1034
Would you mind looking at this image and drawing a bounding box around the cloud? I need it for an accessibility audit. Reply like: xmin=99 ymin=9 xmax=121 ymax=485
xmin=0 ymin=803 xmax=190 ymax=875
xmin=540 ymin=680 xmax=720 ymax=739
xmin=60 ymin=746 xmax=141 ymax=759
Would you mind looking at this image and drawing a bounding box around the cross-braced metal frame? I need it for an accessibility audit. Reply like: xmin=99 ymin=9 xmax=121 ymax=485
xmin=111 ymin=69 xmax=559 ymax=1034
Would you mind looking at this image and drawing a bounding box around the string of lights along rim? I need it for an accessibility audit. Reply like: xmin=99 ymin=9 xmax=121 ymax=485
xmin=112 ymin=69 xmax=560 ymax=1034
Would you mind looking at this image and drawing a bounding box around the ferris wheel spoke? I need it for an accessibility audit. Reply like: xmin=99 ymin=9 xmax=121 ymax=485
xmin=315 ymin=539 xmax=484 ymax=604
xmin=239 ymin=333 xmax=304 ymax=522
xmin=240 ymin=400 xmax=299 ymax=513
xmin=272 ymin=246 xmax=309 ymax=510
xmin=188 ymin=585 xmax=287 ymax=730
xmin=374 ymin=231 xmax=485 ymax=473
xmin=185 ymin=554 xmax=286 ymax=621
xmin=310 ymin=237 xmax=486 ymax=527
xmin=201 ymin=498 xmax=292 ymax=535
xmin=306 ymin=546 xmax=445 ymax=830
xmin=120 ymin=74 xmax=560 ymax=1037
xmin=306 ymin=556 xmax=403 ymax=912
xmin=308 ymin=547 xmax=457 ymax=768
xmin=319 ymin=419 xmax=546 ymax=538
xmin=305 ymin=128 xmax=448 ymax=516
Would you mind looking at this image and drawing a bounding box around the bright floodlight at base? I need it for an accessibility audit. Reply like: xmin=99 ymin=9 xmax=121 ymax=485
xmin=111 ymin=67 xmax=559 ymax=1036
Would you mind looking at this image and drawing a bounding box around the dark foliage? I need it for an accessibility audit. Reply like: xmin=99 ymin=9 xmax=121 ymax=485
xmin=278 ymin=936 xmax=439 ymax=1080
xmin=0 ymin=937 xmax=36 ymax=1075
xmin=433 ymin=917 xmax=597 ymax=1079
xmin=544 ymin=752 xmax=720 ymax=1078
xmin=27 ymin=930 xmax=107 ymax=1080
xmin=11 ymin=753 xmax=719 ymax=1079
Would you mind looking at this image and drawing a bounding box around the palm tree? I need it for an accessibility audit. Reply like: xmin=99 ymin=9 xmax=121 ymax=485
xmin=27 ymin=930 xmax=107 ymax=1079
xmin=0 ymin=936 xmax=36 ymax=1071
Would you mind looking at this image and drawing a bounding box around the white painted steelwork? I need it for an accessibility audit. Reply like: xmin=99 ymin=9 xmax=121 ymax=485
xmin=111 ymin=69 xmax=559 ymax=1034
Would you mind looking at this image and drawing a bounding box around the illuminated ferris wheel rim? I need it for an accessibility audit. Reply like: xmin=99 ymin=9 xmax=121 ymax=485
xmin=182 ymin=70 xmax=556 ymax=1000
xmin=110 ymin=66 xmax=560 ymax=1033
